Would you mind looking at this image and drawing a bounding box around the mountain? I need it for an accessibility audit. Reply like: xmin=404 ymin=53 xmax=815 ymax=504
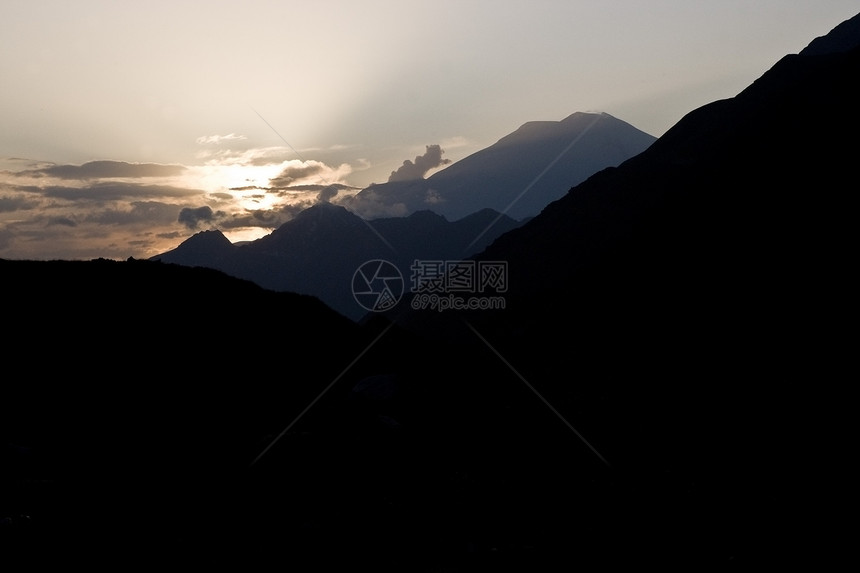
xmin=0 ymin=256 xmax=372 ymax=567
xmin=153 ymin=111 xmax=656 ymax=321
xmin=381 ymin=10 xmax=860 ymax=566
xmin=8 ymin=14 xmax=859 ymax=569
xmin=152 ymin=202 xmax=524 ymax=321
xmin=468 ymin=11 xmax=860 ymax=327
xmin=799 ymin=9 xmax=860 ymax=55
xmin=346 ymin=111 xmax=657 ymax=221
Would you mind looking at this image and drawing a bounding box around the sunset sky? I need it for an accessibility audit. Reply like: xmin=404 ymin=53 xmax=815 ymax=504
xmin=2 ymin=1 xmax=857 ymax=260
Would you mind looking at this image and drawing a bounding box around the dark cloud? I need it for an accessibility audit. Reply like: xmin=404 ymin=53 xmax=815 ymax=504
xmin=156 ymin=230 xmax=187 ymax=241
xmin=0 ymin=195 xmax=40 ymax=213
xmin=388 ymin=144 xmax=450 ymax=182
xmin=178 ymin=206 xmax=215 ymax=228
xmin=0 ymin=228 xmax=13 ymax=250
xmin=42 ymin=183 xmax=201 ymax=201
xmin=214 ymin=202 xmax=309 ymax=231
xmin=216 ymin=212 xmax=271 ymax=230
xmin=46 ymin=217 xmax=77 ymax=228
xmin=87 ymin=201 xmax=183 ymax=226
xmin=268 ymin=163 xmax=325 ymax=188
xmin=275 ymin=201 xmax=317 ymax=223
xmin=317 ymin=184 xmax=340 ymax=203
xmin=34 ymin=160 xmax=186 ymax=180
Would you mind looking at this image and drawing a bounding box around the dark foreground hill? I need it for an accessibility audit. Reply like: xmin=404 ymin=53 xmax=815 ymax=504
xmin=0 ymin=258 xmax=634 ymax=570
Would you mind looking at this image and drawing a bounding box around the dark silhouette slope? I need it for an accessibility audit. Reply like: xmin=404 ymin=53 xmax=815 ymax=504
xmin=364 ymin=12 xmax=860 ymax=567
xmin=0 ymin=256 xmax=375 ymax=566
xmin=1 ymin=257 xmax=361 ymax=471
xmin=380 ymin=11 xmax=859 ymax=567
xmin=474 ymin=13 xmax=859 ymax=330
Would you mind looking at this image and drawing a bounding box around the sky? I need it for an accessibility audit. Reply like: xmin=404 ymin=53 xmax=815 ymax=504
xmin=2 ymin=1 xmax=858 ymax=261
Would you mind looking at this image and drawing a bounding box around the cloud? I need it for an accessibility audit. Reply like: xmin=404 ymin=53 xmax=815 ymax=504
xmin=424 ymin=188 xmax=445 ymax=205
xmin=0 ymin=194 xmax=40 ymax=213
xmin=317 ymin=184 xmax=340 ymax=203
xmin=196 ymin=133 xmax=248 ymax=145
xmin=178 ymin=206 xmax=215 ymax=228
xmin=214 ymin=201 xmax=315 ymax=231
xmin=195 ymin=146 xmax=296 ymax=167
xmin=87 ymin=201 xmax=184 ymax=226
xmin=46 ymin=216 xmax=77 ymax=228
xmin=0 ymin=228 xmax=12 ymax=250
xmin=0 ymin=153 xmax=356 ymax=260
xmin=388 ymin=144 xmax=451 ymax=182
xmin=340 ymin=187 xmax=410 ymax=219
xmin=32 ymin=161 xmax=186 ymax=180
xmin=268 ymin=161 xmax=327 ymax=188
xmin=41 ymin=183 xmax=202 ymax=201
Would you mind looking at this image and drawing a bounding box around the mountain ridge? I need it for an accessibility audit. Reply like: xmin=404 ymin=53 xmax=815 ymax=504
xmin=152 ymin=202 xmax=524 ymax=320
xmin=345 ymin=111 xmax=657 ymax=220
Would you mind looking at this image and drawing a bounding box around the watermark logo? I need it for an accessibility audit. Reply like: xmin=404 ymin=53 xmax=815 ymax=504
xmin=410 ymin=260 xmax=507 ymax=293
xmin=352 ymin=259 xmax=404 ymax=312
xmin=353 ymin=259 xmax=508 ymax=313
xmin=410 ymin=259 xmax=507 ymax=312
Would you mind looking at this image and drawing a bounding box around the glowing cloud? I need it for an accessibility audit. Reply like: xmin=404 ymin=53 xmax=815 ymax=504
xmin=196 ymin=133 xmax=249 ymax=145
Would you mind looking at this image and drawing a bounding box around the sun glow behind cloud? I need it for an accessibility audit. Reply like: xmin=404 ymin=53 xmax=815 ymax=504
xmin=0 ymin=147 xmax=361 ymax=259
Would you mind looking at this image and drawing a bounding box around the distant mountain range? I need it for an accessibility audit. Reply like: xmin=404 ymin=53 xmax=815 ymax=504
xmin=151 ymin=202 xmax=525 ymax=320
xmin=345 ymin=111 xmax=657 ymax=221
xmin=5 ymin=11 xmax=858 ymax=569
xmin=152 ymin=110 xmax=655 ymax=320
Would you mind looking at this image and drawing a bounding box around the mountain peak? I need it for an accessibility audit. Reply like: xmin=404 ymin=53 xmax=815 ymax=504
xmin=298 ymin=201 xmax=350 ymax=216
xmin=407 ymin=209 xmax=448 ymax=223
xmin=348 ymin=111 xmax=656 ymax=222
xmin=196 ymin=228 xmax=231 ymax=243
xmin=560 ymin=111 xmax=605 ymax=122
xmin=149 ymin=228 xmax=234 ymax=265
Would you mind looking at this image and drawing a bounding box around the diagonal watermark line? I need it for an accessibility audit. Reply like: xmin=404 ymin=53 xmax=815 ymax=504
xmin=251 ymin=106 xmax=308 ymax=164
xmin=466 ymin=113 xmax=604 ymax=253
xmin=250 ymin=106 xmax=397 ymax=254
xmin=463 ymin=319 xmax=610 ymax=467
xmin=360 ymin=215 xmax=398 ymax=255
xmin=250 ymin=320 xmax=396 ymax=467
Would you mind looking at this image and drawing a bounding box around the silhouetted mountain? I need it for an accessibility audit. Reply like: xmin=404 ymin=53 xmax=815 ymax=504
xmin=346 ymin=111 xmax=657 ymax=220
xmin=799 ymin=10 xmax=860 ymax=55
xmin=379 ymin=11 xmax=860 ymax=567
xmin=469 ymin=12 xmax=859 ymax=328
xmin=156 ymin=227 xmax=237 ymax=267
xmin=0 ymin=256 xmax=360 ymax=448
xmin=0 ymin=256 xmax=373 ymax=566
xmin=152 ymin=202 xmax=524 ymax=321
xmin=7 ymin=13 xmax=858 ymax=569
